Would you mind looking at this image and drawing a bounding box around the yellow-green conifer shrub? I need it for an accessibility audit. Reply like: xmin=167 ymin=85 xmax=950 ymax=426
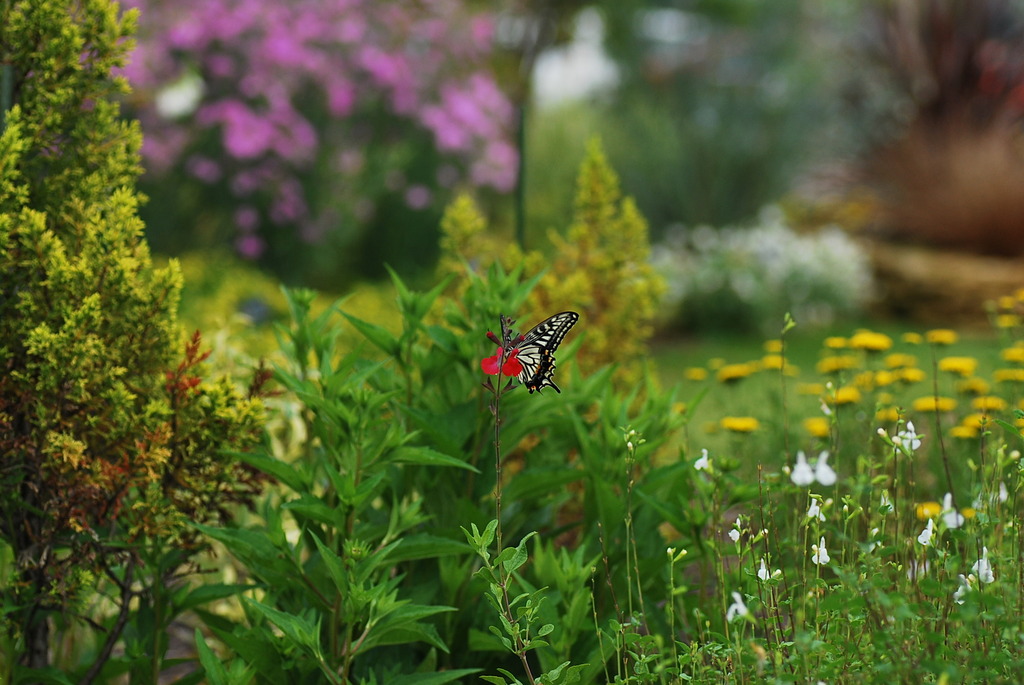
xmin=0 ymin=0 xmax=265 ymax=672
xmin=439 ymin=140 xmax=664 ymax=379
xmin=527 ymin=138 xmax=665 ymax=377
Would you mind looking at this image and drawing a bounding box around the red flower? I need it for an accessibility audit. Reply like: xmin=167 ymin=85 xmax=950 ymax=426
xmin=481 ymin=347 xmax=523 ymax=377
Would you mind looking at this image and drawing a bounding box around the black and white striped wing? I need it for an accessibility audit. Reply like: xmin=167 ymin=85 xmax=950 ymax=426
xmin=515 ymin=311 xmax=579 ymax=394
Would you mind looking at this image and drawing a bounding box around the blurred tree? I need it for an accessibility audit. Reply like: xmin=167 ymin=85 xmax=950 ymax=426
xmin=525 ymin=0 xmax=841 ymax=238
xmin=856 ymin=0 xmax=1024 ymax=254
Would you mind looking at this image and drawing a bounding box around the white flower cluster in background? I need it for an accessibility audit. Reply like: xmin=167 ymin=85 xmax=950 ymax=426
xmin=652 ymin=207 xmax=874 ymax=333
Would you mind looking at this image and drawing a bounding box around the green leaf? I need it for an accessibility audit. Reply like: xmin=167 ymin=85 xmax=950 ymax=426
xmin=282 ymin=495 xmax=344 ymax=528
xmin=385 ymin=533 xmax=473 ymax=563
xmin=177 ymin=583 xmax=255 ymax=613
xmin=390 ymin=669 xmax=482 ymax=685
xmin=310 ymin=533 xmax=348 ymax=595
xmin=194 ymin=629 xmax=228 ymax=685
xmin=13 ymin=668 xmax=74 ymax=685
xmin=233 ymin=451 xmax=308 ymax=492
xmin=241 ymin=597 xmax=322 ymax=654
xmin=503 ymin=467 xmax=582 ymax=502
xmin=388 ymin=446 xmax=480 ymax=472
xmin=501 ymin=531 xmax=537 ymax=574
xmin=342 ymin=312 xmax=401 ymax=356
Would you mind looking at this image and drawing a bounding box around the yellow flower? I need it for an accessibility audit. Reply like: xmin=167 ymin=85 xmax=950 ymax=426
xmin=972 ymin=396 xmax=1008 ymax=412
xmin=803 ymin=417 xmax=830 ymax=438
xmin=721 ymin=416 xmax=760 ymax=433
xmin=672 ymin=402 xmax=688 ymax=415
xmin=925 ymin=329 xmax=958 ymax=345
xmin=994 ymin=368 xmax=1024 ymax=383
xmin=708 ymin=357 xmax=726 ymax=370
xmin=902 ymin=332 xmax=923 ymax=344
xmin=876 ymin=406 xmax=900 ymax=422
xmin=829 ymin=386 xmax=862 ymax=405
xmin=1001 ymin=346 xmax=1024 ymax=363
xmin=996 ymin=314 xmax=1021 ymax=329
xmin=997 ymin=295 xmax=1018 ymax=310
xmin=874 ymin=370 xmax=896 ymax=387
xmin=684 ymin=367 xmax=709 ymax=381
xmin=962 ymin=507 xmax=976 ymax=519
xmin=885 ymin=353 xmax=918 ymax=369
xmin=824 ymin=336 xmax=848 ymax=349
xmin=956 ymin=377 xmax=990 ymax=395
xmin=897 ymin=367 xmax=926 ymax=383
xmin=912 ymin=396 xmax=957 ymax=412
xmin=798 ymin=382 xmax=825 ymax=396
xmin=916 ymin=501 xmax=942 ymax=519
xmin=853 ymin=371 xmax=876 ymax=390
xmin=849 ymin=330 xmax=893 ymax=352
xmin=764 ymin=339 xmax=783 ymax=353
xmin=950 ymin=425 xmax=979 ymax=439
xmin=877 ymin=391 xmax=895 ymax=405
xmin=1016 ymin=287 xmax=1024 ymax=301
xmin=817 ymin=355 xmax=859 ymax=374
xmin=761 ymin=354 xmax=787 ymax=371
xmin=961 ymin=413 xmax=991 ymax=429
xmin=938 ymin=356 xmax=978 ymax=377
xmin=717 ymin=363 xmax=755 ymax=383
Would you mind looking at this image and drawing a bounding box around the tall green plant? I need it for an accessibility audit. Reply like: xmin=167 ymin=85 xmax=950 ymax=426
xmin=0 ymin=1 xmax=266 ymax=680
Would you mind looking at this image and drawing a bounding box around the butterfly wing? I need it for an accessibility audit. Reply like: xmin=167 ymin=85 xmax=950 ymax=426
xmin=515 ymin=311 xmax=579 ymax=393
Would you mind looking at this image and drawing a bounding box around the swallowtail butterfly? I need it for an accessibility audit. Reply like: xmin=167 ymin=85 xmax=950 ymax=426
xmin=515 ymin=311 xmax=579 ymax=394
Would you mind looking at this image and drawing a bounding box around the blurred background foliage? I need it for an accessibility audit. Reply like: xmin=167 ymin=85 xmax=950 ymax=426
xmin=114 ymin=0 xmax=1024 ymax=339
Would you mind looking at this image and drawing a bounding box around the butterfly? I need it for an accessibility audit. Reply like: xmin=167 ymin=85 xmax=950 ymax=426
xmin=515 ymin=311 xmax=579 ymax=394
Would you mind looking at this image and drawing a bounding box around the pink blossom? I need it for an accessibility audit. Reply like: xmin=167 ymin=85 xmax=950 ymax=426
xmin=185 ymin=155 xmax=222 ymax=182
xmin=234 ymin=206 xmax=260 ymax=231
xmin=404 ymin=184 xmax=432 ymax=210
xmin=121 ymin=0 xmax=517 ymax=257
xmin=235 ymin=232 xmax=266 ymax=259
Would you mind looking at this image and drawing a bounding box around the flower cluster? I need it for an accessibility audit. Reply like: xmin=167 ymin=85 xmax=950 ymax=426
xmin=652 ymin=206 xmax=873 ymax=333
xmin=120 ymin=0 xmax=516 ymax=258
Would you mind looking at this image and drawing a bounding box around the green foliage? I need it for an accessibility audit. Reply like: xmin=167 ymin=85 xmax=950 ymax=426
xmin=0 ymin=0 xmax=266 ymax=678
xmin=195 ymin=254 xmax=689 ymax=681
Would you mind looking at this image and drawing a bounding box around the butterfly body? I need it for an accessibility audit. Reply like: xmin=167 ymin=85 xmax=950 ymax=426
xmin=514 ymin=311 xmax=579 ymax=393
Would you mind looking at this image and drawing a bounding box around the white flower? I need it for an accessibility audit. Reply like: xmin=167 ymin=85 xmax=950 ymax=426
xmin=726 ymin=591 xmax=750 ymax=621
xmin=811 ymin=536 xmax=830 ymax=565
xmin=867 ymin=527 xmax=880 ymax=552
xmin=757 ymin=558 xmax=779 ymax=581
xmin=972 ymin=547 xmax=994 ymax=584
xmin=897 ymin=421 xmax=922 ymax=452
xmin=728 ymin=517 xmax=741 ymax=543
xmin=941 ymin=492 xmax=964 ymax=529
xmin=806 ymin=499 xmax=825 ymax=522
xmin=999 ymin=481 xmax=1009 ymax=503
xmin=954 ymin=574 xmax=973 ymax=604
xmin=155 ymin=70 xmax=204 ymax=118
xmin=814 ymin=450 xmax=837 ymax=486
xmin=694 ymin=448 xmax=710 ymax=471
xmin=917 ymin=519 xmax=934 ymax=546
xmin=880 ymin=491 xmax=893 ymax=515
xmin=791 ymin=450 xmax=815 ymax=486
